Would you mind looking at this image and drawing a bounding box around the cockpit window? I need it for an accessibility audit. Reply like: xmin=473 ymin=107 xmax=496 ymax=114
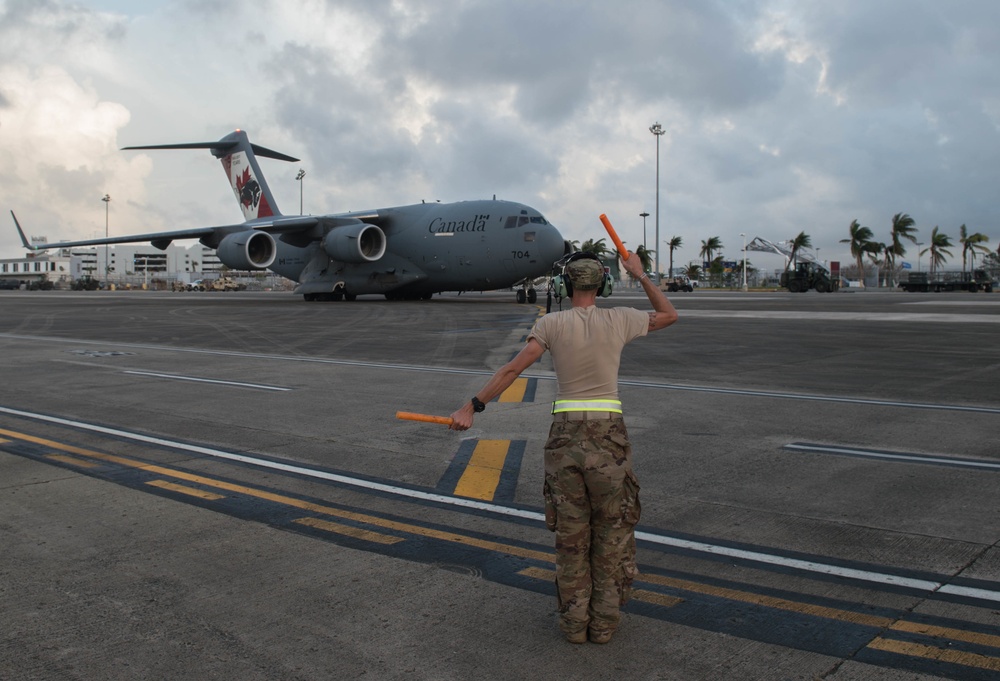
xmin=505 ymin=214 xmax=549 ymax=228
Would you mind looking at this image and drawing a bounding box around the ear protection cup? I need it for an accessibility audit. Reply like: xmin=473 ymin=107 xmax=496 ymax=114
xmin=554 ymin=252 xmax=613 ymax=298
xmin=552 ymin=273 xmax=571 ymax=298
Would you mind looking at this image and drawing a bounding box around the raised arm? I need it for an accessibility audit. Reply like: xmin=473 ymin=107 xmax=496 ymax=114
xmin=621 ymin=252 xmax=679 ymax=332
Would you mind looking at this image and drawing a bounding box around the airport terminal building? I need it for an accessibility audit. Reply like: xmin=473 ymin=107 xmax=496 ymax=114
xmin=0 ymin=242 xmax=255 ymax=289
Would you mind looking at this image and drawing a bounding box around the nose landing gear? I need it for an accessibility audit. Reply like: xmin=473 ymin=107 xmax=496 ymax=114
xmin=516 ymin=287 xmax=537 ymax=304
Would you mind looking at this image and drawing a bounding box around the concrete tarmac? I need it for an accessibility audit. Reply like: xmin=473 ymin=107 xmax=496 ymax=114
xmin=1 ymin=288 xmax=998 ymax=680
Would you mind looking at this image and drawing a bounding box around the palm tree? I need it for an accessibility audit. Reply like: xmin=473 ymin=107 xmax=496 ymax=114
xmin=699 ymin=238 xmax=723 ymax=287
xmin=787 ymin=231 xmax=811 ymax=270
xmin=666 ymin=236 xmax=683 ymax=277
xmin=840 ymin=219 xmax=874 ymax=288
xmin=885 ymin=213 xmax=918 ymax=285
xmin=634 ymin=244 xmax=655 ymax=275
xmin=699 ymin=237 xmax=723 ymax=266
xmin=683 ymin=263 xmax=702 ymax=281
xmin=959 ymin=224 xmax=991 ymax=273
xmin=866 ymin=242 xmax=886 ymax=286
xmin=579 ymin=238 xmax=611 ymax=259
xmin=922 ymin=226 xmax=953 ymax=275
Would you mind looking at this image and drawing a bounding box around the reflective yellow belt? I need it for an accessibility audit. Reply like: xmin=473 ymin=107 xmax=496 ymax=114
xmin=551 ymin=399 xmax=623 ymax=414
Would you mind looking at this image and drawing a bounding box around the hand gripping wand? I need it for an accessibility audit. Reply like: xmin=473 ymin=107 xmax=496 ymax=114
xmin=396 ymin=411 xmax=454 ymax=427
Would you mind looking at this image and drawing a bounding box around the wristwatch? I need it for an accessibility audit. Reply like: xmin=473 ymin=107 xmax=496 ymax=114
xmin=471 ymin=396 xmax=486 ymax=413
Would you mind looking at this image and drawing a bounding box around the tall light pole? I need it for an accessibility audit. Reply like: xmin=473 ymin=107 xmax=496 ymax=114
xmin=639 ymin=212 xmax=649 ymax=253
xmin=296 ymin=169 xmax=306 ymax=215
xmin=102 ymin=194 xmax=111 ymax=282
xmin=649 ymin=122 xmax=665 ymax=278
xmin=740 ymin=232 xmax=747 ymax=291
xmin=916 ymin=242 xmax=924 ymax=272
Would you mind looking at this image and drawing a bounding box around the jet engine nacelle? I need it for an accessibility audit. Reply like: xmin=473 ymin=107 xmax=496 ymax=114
xmin=216 ymin=230 xmax=276 ymax=270
xmin=322 ymin=223 xmax=387 ymax=263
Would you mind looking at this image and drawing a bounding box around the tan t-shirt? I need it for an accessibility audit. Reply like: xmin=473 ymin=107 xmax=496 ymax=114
xmin=528 ymin=306 xmax=649 ymax=401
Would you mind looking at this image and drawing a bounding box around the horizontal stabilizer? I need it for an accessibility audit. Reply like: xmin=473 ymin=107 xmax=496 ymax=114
xmin=122 ymin=141 xmax=299 ymax=163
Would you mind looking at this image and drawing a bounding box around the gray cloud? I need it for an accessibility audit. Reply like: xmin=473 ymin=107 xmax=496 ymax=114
xmin=1 ymin=0 xmax=998 ymax=267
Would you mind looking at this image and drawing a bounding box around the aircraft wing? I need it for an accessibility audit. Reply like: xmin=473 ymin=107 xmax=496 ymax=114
xmin=11 ymin=211 xmax=321 ymax=252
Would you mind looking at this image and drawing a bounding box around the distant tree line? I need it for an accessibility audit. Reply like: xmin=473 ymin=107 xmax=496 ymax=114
xmin=569 ymin=213 xmax=996 ymax=289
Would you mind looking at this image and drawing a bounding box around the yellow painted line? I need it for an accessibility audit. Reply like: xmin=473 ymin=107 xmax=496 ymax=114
xmin=498 ymin=378 xmax=528 ymax=403
xmin=868 ymin=636 xmax=1000 ymax=672
xmin=890 ymin=619 xmax=1000 ymax=650
xmin=640 ymin=570 xmax=893 ymax=628
xmin=518 ymin=567 xmax=684 ymax=609
xmin=45 ymin=454 xmax=100 ymax=469
xmin=453 ymin=440 xmax=509 ymax=501
xmin=8 ymin=424 xmax=1000 ymax=668
xmin=294 ymin=517 xmax=404 ymax=545
xmin=519 ymin=566 xmax=553 ymax=580
xmin=633 ymin=589 xmax=685 ymax=608
xmin=0 ymin=427 xmax=553 ymax=563
xmin=147 ymin=479 xmax=225 ymax=501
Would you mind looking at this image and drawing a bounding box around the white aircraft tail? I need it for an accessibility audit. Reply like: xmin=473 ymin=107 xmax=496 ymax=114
xmin=123 ymin=130 xmax=300 ymax=221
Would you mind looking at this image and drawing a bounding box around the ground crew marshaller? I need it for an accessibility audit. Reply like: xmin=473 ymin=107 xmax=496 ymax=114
xmin=449 ymin=250 xmax=678 ymax=644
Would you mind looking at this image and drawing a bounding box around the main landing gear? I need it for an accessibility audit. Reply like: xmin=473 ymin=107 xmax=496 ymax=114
xmin=303 ymin=291 xmax=357 ymax=301
xmin=516 ymin=287 xmax=538 ymax=304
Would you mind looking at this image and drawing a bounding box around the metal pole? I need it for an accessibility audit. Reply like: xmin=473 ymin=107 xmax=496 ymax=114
xmin=640 ymin=212 xmax=649 ymax=253
xmin=102 ymin=194 xmax=111 ymax=284
xmin=296 ymin=169 xmax=306 ymax=215
xmin=649 ymin=123 xmax=665 ymax=279
xmin=740 ymin=232 xmax=747 ymax=291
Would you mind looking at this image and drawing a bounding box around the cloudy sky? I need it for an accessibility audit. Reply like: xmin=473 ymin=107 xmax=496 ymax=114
xmin=2 ymin=0 xmax=998 ymax=273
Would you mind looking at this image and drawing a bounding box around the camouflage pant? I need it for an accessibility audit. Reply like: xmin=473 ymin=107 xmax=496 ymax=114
xmin=542 ymin=416 xmax=641 ymax=635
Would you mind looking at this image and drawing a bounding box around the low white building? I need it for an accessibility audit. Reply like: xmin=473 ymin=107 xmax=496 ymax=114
xmin=2 ymin=241 xmax=290 ymax=290
xmin=0 ymin=251 xmax=73 ymax=286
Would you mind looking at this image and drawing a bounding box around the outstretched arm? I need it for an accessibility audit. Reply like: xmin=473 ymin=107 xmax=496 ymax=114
xmin=621 ymin=252 xmax=679 ymax=332
xmin=449 ymin=339 xmax=547 ymax=430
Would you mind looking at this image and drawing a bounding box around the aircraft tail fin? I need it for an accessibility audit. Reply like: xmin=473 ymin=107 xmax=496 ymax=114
xmin=123 ymin=130 xmax=300 ymax=222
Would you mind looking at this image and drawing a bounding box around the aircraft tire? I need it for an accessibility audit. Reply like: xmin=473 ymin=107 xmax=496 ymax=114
xmin=516 ymin=290 xmax=526 ymax=304
xmin=527 ymin=289 xmax=537 ymax=304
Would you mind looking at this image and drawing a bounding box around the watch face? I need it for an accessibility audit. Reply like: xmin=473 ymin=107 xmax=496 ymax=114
xmin=472 ymin=397 xmax=486 ymax=412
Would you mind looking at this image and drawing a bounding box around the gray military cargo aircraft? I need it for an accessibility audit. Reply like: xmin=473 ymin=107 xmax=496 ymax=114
xmin=11 ymin=130 xmax=568 ymax=302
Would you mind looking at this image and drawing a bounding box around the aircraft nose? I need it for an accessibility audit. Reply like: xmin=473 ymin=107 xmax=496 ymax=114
xmin=538 ymin=222 xmax=567 ymax=265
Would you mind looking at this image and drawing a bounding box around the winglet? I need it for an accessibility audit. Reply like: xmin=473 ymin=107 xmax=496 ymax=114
xmin=10 ymin=211 xmax=35 ymax=250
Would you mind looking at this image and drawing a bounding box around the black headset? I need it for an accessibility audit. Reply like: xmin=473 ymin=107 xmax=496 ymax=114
xmin=552 ymin=252 xmax=614 ymax=299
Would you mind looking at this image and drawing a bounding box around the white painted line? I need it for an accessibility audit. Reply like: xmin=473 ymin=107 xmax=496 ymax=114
xmin=675 ymin=310 xmax=1000 ymax=323
xmin=3 ymin=404 xmax=999 ymax=603
xmin=785 ymin=443 xmax=1000 ymax=471
xmin=3 ymin=332 xmax=995 ymax=414
xmin=618 ymin=380 xmax=1000 ymax=415
xmin=123 ymin=370 xmax=291 ymax=392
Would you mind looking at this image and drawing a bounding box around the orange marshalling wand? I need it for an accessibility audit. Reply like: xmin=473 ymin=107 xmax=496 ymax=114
xmin=396 ymin=411 xmax=454 ymax=426
xmin=599 ymin=214 xmax=630 ymax=259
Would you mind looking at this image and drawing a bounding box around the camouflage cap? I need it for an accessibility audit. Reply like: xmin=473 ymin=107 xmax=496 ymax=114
xmin=566 ymin=256 xmax=604 ymax=290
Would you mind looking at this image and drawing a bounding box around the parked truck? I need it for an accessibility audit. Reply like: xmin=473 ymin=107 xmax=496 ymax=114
xmin=898 ymin=269 xmax=995 ymax=293
xmin=658 ymin=275 xmax=694 ymax=293
xmin=779 ymin=261 xmax=838 ymax=293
